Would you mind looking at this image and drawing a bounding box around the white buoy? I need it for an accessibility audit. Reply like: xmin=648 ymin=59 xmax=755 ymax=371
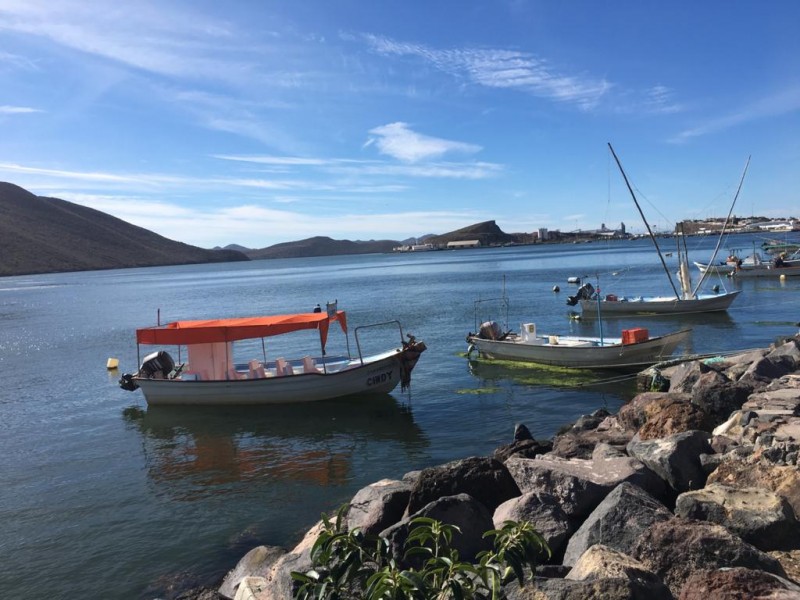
xmin=567 ymin=276 xmax=581 ymax=284
xmin=106 ymin=357 xmax=119 ymax=370
xmin=552 ymin=285 xmax=560 ymax=293
xmin=780 ymin=274 xmax=787 ymax=281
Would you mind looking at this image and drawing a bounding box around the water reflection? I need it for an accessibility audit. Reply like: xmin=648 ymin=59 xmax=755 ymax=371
xmin=122 ymin=395 xmax=428 ymax=499
xmin=466 ymin=357 xmax=638 ymax=401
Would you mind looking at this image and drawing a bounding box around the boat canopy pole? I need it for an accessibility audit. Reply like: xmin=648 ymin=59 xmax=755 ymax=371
xmin=608 ymin=142 xmax=681 ymax=299
xmin=692 ymin=155 xmax=751 ymax=297
xmin=595 ymin=273 xmax=604 ymax=345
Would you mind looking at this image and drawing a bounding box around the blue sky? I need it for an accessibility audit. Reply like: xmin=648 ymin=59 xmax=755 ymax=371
xmin=1 ymin=1 xmax=798 ymax=248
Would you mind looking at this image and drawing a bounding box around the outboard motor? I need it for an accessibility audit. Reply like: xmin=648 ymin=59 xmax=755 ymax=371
xmin=478 ymin=321 xmax=503 ymax=340
xmin=566 ymin=282 xmax=595 ymax=306
xmin=118 ymin=373 xmax=139 ymax=391
xmin=139 ymin=350 xmax=175 ymax=379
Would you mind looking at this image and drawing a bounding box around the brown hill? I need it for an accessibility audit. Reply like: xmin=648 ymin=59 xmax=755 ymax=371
xmin=0 ymin=182 xmax=249 ymax=277
xmin=246 ymin=236 xmax=398 ymax=259
xmin=427 ymin=220 xmax=532 ymax=246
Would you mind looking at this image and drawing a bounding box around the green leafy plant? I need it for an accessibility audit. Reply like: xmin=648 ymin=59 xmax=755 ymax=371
xmin=291 ymin=505 xmax=550 ymax=599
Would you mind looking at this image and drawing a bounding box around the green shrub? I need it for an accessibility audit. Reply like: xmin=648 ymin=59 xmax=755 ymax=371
xmin=291 ymin=505 xmax=550 ymax=599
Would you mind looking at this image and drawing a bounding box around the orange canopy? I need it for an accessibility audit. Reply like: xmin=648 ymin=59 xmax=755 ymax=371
xmin=136 ymin=311 xmax=347 ymax=349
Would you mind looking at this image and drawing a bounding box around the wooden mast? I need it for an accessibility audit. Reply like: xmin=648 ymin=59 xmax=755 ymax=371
xmin=691 ymin=156 xmax=751 ymax=296
xmin=607 ymin=142 xmax=681 ymax=299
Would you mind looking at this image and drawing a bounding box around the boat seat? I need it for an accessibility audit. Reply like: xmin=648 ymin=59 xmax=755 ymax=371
xmin=275 ymin=357 xmax=294 ymax=376
xmin=248 ymin=360 xmax=266 ymax=379
xmin=302 ymin=356 xmax=317 ymax=373
xmin=228 ymin=368 xmax=247 ymax=380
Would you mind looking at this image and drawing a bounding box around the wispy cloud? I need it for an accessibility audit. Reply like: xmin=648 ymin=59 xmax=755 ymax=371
xmin=360 ymin=34 xmax=611 ymax=111
xmin=55 ymin=190 xmax=486 ymax=247
xmin=670 ymin=86 xmax=800 ymax=143
xmin=0 ymin=50 xmax=40 ymax=71
xmin=365 ymin=122 xmax=481 ymax=163
xmin=216 ymin=148 xmax=502 ymax=180
xmin=0 ymin=105 xmax=42 ymax=114
xmin=643 ymin=86 xmax=683 ymax=115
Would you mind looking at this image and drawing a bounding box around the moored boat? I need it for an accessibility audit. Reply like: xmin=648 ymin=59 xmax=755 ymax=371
xmin=119 ymin=306 xmax=426 ymax=405
xmin=466 ymin=322 xmax=690 ymax=370
xmin=571 ymin=144 xmax=745 ymax=316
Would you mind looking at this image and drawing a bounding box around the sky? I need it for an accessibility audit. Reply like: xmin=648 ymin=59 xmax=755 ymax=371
xmin=1 ymin=0 xmax=799 ymax=249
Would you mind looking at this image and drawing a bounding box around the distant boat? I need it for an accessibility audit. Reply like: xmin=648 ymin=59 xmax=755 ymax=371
xmin=696 ymin=250 xmax=800 ymax=278
xmin=570 ymin=144 xmax=745 ymax=316
xmin=762 ymin=239 xmax=800 ymax=255
xmin=119 ymin=305 xmax=426 ymax=406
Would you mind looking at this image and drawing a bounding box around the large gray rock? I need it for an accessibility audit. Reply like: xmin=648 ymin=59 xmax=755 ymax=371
xmin=406 ymin=456 xmax=521 ymax=515
xmin=626 ymin=430 xmax=712 ymax=494
xmin=630 ymin=517 xmax=787 ymax=597
xmin=254 ymin=520 xmax=325 ymax=600
xmin=675 ymin=483 xmax=800 ymax=551
xmin=566 ymin=544 xmax=672 ymax=600
xmin=504 ymin=451 xmax=664 ymax=525
xmin=665 ymin=360 xmax=712 ymax=393
xmin=562 ymin=482 xmax=673 ymax=566
xmin=493 ymin=492 xmax=573 ymax=560
xmin=551 ymin=415 xmax=633 ymax=459
xmin=345 ymin=478 xmax=411 ymax=536
xmin=708 ymin=457 xmax=800 ymax=517
xmin=383 ymin=493 xmax=495 ymax=565
xmin=692 ymin=377 xmax=752 ymax=426
xmin=493 ymin=438 xmax=553 ymax=462
xmin=219 ymin=545 xmax=286 ymax=600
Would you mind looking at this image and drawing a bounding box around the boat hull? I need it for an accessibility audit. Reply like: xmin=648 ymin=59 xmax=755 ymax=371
xmin=134 ymin=349 xmax=412 ymax=406
xmin=696 ymin=262 xmax=800 ymax=279
xmin=467 ymin=330 xmax=690 ymax=369
xmin=579 ymin=291 xmax=740 ymax=315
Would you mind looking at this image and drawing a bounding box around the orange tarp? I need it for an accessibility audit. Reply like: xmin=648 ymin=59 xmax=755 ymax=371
xmin=136 ymin=311 xmax=347 ymax=349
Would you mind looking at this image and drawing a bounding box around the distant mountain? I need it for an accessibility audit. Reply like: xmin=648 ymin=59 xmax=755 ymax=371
xmin=246 ymin=236 xmax=398 ymax=259
xmin=0 ymin=181 xmax=541 ymax=277
xmin=217 ymin=243 xmax=251 ymax=253
xmin=427 ymin=220 xmax=534 ymax=246
xmin=0 ymin=182 xmax=249 ymax=277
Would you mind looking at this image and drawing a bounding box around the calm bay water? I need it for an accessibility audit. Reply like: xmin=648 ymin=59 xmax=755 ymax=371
xmin=2 ymin=234 xmax=799 ymax=598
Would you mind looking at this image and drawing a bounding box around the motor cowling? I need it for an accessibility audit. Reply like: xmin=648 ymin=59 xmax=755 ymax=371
xmin=566 ymin=282 xmax=595 ymax=306
xmin=478 ymin=321 xmax=503 ymax=340
xmin=139 ymin=350 xmax=175 ymax=379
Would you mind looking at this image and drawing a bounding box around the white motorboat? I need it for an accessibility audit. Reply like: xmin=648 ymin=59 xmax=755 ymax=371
xmin=119 ymin=306 xmax=426 ymax=406
xmin=571 ymin=144 xmax=744 ymax=316
xmin=575 ymin=286 xmax=740 ymax=315
xmin=695 ymin=249 xmax=800 ymax=278
xmin=467 ymin=322 xmax=690 ymax=370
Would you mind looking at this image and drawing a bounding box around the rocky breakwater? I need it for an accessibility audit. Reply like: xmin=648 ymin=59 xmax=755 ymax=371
xmin=216 ymin=336 xmax=800 ymax=600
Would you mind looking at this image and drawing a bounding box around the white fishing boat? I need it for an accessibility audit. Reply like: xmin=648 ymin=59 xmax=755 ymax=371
xmin=570 ymin=144 xmax=745 ymax=316
xmin=695 ymin=248 xmax=800 ymax=278
xmin=119 ymin=305 xmax=426 ymax=406
xmin=467 ymin=322 xmax=690 ymax=370
xmin=572 ymin=284 xmax=740 ymax=315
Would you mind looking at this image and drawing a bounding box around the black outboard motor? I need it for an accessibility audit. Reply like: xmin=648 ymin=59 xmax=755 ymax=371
xmin=477 ymin=321 xmax=503 ymax=340
xmin=119 ymin=350 xmax=176 ymax=391
xmin=566 ymin=282 xmax=595 ymax=306
xmin=139 ymin=350 xmax=175 ymax=379
xmin=119 ymin=373 xmax=139 ymax=391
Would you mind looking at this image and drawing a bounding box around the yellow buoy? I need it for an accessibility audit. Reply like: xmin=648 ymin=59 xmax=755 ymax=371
xmin=106 ymin=357 xmax=119 ymax=370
